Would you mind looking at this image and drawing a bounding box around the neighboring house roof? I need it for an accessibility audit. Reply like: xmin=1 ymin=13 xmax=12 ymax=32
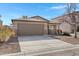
xmin=12 ymin=16 xmax=48 ymax=23
xmin=50 ymin=14 xmax=78 ymax=25
xmin=50 ymin=11 xmax=79 ymax=24
xmin=49 ymin=15 xmax=65 ymax=24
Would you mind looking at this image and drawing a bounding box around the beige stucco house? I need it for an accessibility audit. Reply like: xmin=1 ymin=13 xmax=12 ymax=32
xmin=12 ymin=16 xmax=49 ymax=35
xmin=11 ymin=12 xmax=79 ymax=35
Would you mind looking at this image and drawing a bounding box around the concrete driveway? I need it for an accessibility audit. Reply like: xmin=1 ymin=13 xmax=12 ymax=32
xmin=18 ymin=35 xmax=75 ymax=55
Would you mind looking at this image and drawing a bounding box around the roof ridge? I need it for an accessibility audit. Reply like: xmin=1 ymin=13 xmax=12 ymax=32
xmin=30 ymin=16 xmax=48 ymax=21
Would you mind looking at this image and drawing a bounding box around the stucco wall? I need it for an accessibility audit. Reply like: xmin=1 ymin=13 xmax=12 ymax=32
xmin=59 ymin=21 xmax=72 ymax=33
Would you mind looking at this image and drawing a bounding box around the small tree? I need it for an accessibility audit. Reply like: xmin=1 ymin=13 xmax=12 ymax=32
xmin=66 ymin=3 xmax=77 ymax=38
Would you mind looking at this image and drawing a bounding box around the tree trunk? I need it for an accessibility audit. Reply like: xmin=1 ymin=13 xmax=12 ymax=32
xmin=72 ymin=13 xmax=77 ymax=38
xmin=74 ymin=22 xmax=77 ymax=38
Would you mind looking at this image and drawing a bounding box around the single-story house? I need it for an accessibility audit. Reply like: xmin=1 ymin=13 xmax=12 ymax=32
xmin=11 ymin=12 xmax=79 ymax=35
xmin=11 ymin=16 xmax=49 ymax=35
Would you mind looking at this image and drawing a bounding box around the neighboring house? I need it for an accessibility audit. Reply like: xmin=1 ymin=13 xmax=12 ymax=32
xmin=50 ymin=11 xmax=79 ymax=34
xmin=11 ymin=16 xmax=49 ymax=35
xmin=50 ymin=15 xmax=72 ymax=34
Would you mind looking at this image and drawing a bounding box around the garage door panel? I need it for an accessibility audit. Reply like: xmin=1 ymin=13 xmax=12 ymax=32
xmin=18 ymin=23 xmax=44 ymax=35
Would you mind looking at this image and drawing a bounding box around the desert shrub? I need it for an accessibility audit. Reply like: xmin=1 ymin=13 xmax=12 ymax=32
xmin=62 ymin=32 xmax=71 ymax=36
xmin=0 ymin=26 xmax=16 ymax=43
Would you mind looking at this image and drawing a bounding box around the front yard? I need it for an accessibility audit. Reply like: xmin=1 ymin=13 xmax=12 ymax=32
xmin=4 ymin=35 xmax=79 ymax=56
xmin=0 ymin=26 xmax=21 ymax=55
xmin=54 ymin=35 xmax=79 ymax=45
xmin=0 ymin=26 xmax=79 ymax=55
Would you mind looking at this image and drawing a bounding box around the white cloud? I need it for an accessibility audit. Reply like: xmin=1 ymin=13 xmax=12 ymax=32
xmin=50 ymin=5 xmax=67 ymax=10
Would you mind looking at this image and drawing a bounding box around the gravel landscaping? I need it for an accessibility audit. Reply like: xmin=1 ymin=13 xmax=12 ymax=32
xmin=0 ymin=36 xmax=21 ymax=55
xmin=54 ymin=36 xmax=79 ymax=45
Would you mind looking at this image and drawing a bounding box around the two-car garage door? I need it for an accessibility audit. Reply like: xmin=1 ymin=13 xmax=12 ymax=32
xmin=17 ymin=23 xmax=44 ymax=35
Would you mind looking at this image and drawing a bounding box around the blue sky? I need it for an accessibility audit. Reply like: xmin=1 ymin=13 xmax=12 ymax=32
xmin=0 ymin=3 xmax=78 ymax=25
